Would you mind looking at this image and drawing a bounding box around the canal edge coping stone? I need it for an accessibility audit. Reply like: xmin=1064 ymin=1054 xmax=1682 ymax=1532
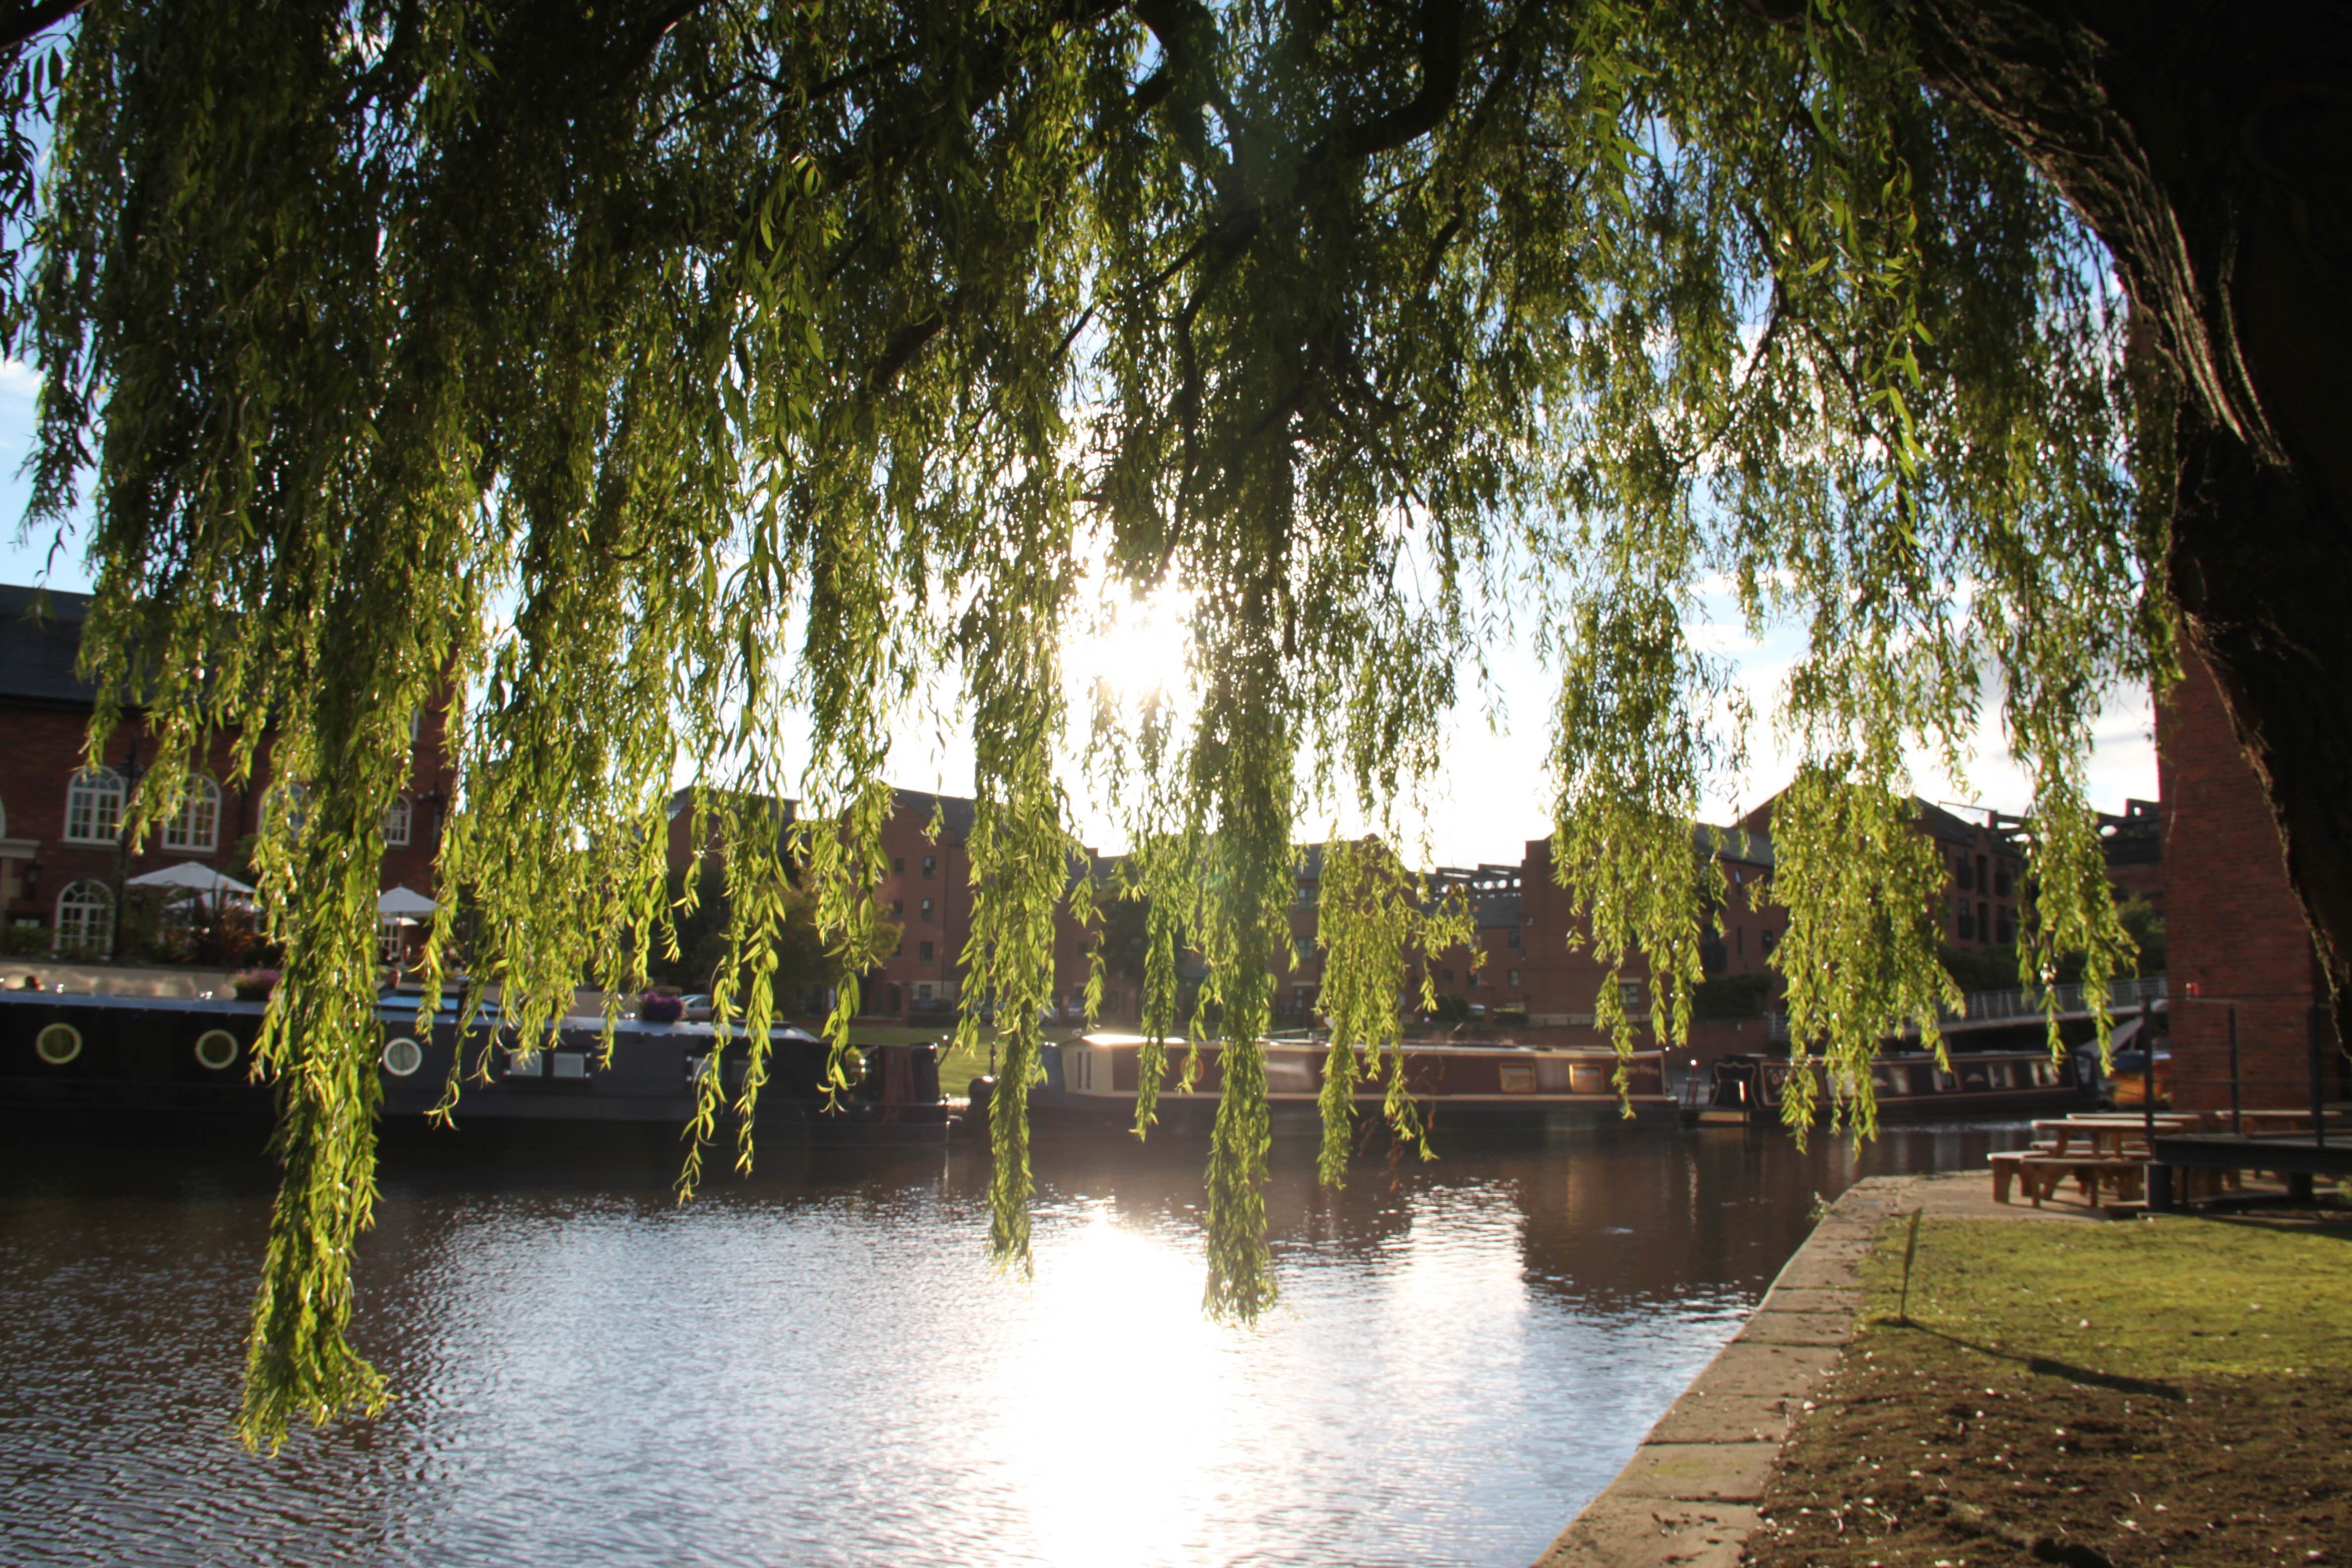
xmin=1528 ymin=1174 xmax=1916 ymax=1568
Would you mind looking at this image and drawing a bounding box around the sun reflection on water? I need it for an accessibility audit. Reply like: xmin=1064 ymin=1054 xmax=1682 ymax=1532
xmin=986 ymin=1206 xmax=1233 ymax=1568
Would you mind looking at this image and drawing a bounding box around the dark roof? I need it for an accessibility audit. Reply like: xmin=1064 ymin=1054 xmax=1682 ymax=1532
xmin=893 ymin=788 xmax=975 ymax=841
xmin=1913 ymin=799 xmax=1987 ymax=846
xmin=1697 ymin=823 xmax=1775 ymax=868
xmin=0 ymin=583 xmax=98 ymax=710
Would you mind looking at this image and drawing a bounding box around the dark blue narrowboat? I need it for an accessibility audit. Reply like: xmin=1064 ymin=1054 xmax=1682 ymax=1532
xmin=0 ymin=988 xmax=951 ymax=1146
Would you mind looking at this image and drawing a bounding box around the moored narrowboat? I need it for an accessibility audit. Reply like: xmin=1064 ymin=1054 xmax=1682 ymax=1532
xmin=1701 ymin=1046 xmax=2091 ymax=1124
xmin=0 ymin=988 xmax=952 ymax=1146
xmin=977 ymin=1032 xmax=1676 ymax=1140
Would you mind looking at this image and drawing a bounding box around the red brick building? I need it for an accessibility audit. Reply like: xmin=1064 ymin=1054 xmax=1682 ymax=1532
xmin=2158 ymin=650 xmax=2342 ymax=1111
xmin=1 ymin=584 xmax=453 ymax=961
xmin=1738 ymin=790 xmax=2035 ymax=951
xmin=663 ymin=784 xmax=1111 ymax=1023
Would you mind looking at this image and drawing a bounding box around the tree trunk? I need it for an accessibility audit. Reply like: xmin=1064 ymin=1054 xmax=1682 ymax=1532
xmin=1909 ymin=0 xmax=2352 ymax=1018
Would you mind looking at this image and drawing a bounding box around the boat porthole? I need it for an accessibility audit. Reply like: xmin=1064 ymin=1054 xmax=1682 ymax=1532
xmin=382 ymin=1036 xmax=424 ymax=1078
xmin=193 ymin=1029 xmax=241 ymax=1072
xmin=35 ymin=1022 xmax=82 ymax=1066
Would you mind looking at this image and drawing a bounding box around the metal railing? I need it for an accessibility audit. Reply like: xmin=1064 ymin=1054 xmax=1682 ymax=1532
xmin=1767 ymin=975 xmax=2166 ymax=1043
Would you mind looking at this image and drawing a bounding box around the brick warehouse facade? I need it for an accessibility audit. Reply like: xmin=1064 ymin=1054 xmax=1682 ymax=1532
xmin=0 ymin=584 xmax=454 ymax=959
xmin=2158 ymin=649 xmax=2345 ymax=1112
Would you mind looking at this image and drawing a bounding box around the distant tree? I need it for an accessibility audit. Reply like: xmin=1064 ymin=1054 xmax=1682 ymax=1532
xmin=650 ymin=862 xmax=841 ymax=1012
xmin=0 ymin=1 xmax=2341 ymax=1445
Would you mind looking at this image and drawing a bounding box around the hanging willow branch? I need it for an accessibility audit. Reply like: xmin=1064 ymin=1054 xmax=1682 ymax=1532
xmin=17 ymin=0 xmax=2159 ymax=1449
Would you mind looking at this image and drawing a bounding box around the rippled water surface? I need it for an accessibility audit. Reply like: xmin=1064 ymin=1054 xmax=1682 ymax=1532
xmin=0 ymin=1122 xmax=2021 ymax=1567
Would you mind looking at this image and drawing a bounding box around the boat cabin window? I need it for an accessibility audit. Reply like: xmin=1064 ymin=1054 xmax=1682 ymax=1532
xmin=1932 ymin=1066 xmax=1958 ymax=1092
xmin=1871 ymin=1065 xmax=1911 ymax=1095
xmin=1568 ymin=1061 xmax=1611 ymax=1095
xmin=1498 ymin=1062 xmax=1537 ymax=1094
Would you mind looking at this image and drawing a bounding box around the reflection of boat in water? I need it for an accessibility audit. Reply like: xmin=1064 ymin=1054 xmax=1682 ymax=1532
xmin=974 ymin=1033 xmax=1676 ymax=1139
xmin=1697 ymin=1047 xmax=2092 ymax=1125
xmin=0 ymin=989 xmax=951 ymax=1146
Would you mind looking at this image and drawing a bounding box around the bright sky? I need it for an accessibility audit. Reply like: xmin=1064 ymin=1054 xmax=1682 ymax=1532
xmin=0 ymin=364 xmax=2157 ymax=867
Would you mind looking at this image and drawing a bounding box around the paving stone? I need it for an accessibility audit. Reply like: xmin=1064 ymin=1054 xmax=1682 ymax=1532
xmin=1644 ymin=1393 xmax=1795 ymax=1444
xmin=1768 ymin=1250 xmax=1867 ymax=1290
xmin=1680 ymin=1341 xmax=1842 ymax=1400
xmin=1609 ymin=1441 xmax=1781 ymax=1502
xmin=1533 ymin=1498 xmax=1761 ymax=1568
xmin=1759 ymin=1285 xmax=1861 ymax=1314
xmin=1735 ymin=1308 xmax=1855 ymax=1346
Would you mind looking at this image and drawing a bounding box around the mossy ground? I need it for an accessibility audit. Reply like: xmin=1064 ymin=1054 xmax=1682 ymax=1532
xmin=1744 ymin=1211 xmax=2352 ymax=1567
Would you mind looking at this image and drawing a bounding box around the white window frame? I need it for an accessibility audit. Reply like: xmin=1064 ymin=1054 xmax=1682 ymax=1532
xmin=64 ymin=768 xmax=125 ymax=845
xmin=377 ymin=915 xmax=407 ymax=964
xmin=54 ymin=879 xmax=114 ymax=956
xmin=161 ymin=774 xmax=222 ymax=853
xmin=383 ymin=794 xmax=413 ymax=847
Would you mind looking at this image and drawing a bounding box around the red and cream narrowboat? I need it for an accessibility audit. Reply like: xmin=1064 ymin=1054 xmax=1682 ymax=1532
xmin=974 ymin=1033 xmax=1676 ymax=1139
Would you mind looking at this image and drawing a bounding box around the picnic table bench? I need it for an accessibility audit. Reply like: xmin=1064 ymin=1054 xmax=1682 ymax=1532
xmin=1991 ymin=1115 xmax=2204 ymax=1206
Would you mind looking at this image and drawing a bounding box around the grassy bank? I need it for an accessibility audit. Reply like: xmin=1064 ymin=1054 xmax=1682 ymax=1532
xmin=1746 ymin=1211 xmax=2352 ymax=1567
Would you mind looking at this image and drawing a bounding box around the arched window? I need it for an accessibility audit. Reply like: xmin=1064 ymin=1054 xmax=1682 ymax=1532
xmin=162 ymin=775 xmax=222 ymax=853
xmin=54 ymin=880 xmax=114 ymax=956
xmin=64 ymin=768 xmax=125 ymax=844
xmin=383 ymin=794 xmax=413 ymax=848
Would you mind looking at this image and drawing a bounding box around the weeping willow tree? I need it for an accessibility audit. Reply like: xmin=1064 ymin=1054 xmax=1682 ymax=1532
xmin=3 ymin=0 xmax=2344 ymax=1449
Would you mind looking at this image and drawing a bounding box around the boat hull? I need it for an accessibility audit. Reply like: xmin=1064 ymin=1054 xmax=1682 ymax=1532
xmin=1702 ymin=1048 xmax=2095 ymax=1126
xmin=980 ymin=1035 xmax=1680 ymax=1144
xmin=0 ymin=991 xmax=952 ymax=1147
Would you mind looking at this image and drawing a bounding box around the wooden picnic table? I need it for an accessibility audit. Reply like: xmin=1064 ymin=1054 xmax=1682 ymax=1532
xmin=2031 ymin=1116 xmax=2195 ymax=1157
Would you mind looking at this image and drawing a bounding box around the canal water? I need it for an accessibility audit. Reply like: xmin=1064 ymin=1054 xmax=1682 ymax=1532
xmin=0 ymin=1121 xmax=2021 ymax=1568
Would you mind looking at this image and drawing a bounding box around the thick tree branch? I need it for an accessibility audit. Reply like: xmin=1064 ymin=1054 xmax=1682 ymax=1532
xmin=1331 ymin=0 xmax=1466 ymax=160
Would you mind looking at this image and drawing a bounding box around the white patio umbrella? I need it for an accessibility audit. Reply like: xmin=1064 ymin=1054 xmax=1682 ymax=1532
xmin=127 ymin=861 xmax=256 ymax=896
xmin=376 ymin=885 xmax=438 ymax=919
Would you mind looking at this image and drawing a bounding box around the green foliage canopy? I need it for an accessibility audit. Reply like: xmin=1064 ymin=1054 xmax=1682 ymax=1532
xmin=6 ymin=0 xmax=2157 ymax=1446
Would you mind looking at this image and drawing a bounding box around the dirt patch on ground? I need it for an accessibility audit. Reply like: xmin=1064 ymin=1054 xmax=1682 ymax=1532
xmin=1745 ymin=1349 xmax=2352 ymax=1566
xmin=1743 ymin=1212 xmax=2352 ymax=1567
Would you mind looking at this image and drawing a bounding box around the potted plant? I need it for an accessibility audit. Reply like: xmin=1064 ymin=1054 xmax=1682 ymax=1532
xmin=231 ymin=967 xmax=280 ymax=1002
